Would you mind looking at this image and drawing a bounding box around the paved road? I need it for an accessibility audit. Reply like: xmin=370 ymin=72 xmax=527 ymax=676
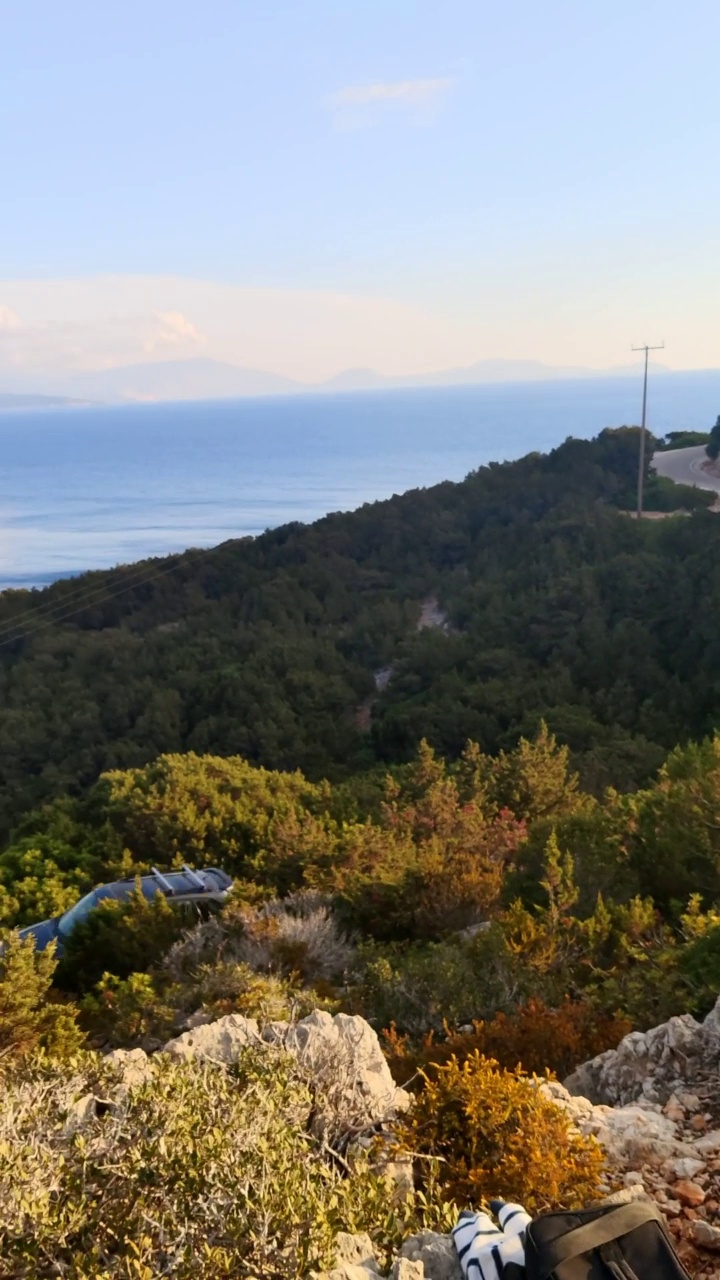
xmin=652 ymin=445 xmax=720 ymax=497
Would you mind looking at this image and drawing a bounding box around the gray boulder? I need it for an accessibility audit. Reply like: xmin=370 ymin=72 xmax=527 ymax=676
xmin=316 ymin=1232 xmax=384 ymax=1280
xmin=400 ymin=1232 xmax=462 ymax=1280
xmin=391 ymin=1261 xmax=424 ymax=1280
xmin=540 ymin=1080 xmax=698 ymax=1168
xmin=105 ymin=1047 xmax=153 ymax=1091
xmin=164 ymin=1013 xmax=261 ymax=1063
xmin=564 ymin=998 xmax=720 ymax=1106
xmin=335 ymin=1232 xmax=382 ymax=1274
xmin=163 ymin=1009 xmax=410 ymax=1140
xmin=262 ymin=1010 xmax=411 ymax=1136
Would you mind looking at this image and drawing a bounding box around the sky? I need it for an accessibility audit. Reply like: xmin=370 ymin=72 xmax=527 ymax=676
xmin=1 ymin=0 xmax=719 ymax=383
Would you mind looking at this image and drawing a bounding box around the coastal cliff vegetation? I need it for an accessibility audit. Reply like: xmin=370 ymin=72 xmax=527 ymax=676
xmin=5 ymin=426 xmax=720 ymax=1273
xmin=0 ymin=426 xmax=714 ymax=841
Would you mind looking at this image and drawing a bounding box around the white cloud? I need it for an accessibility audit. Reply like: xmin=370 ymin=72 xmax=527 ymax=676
xmin=331 ymin=78 xmax=453 ymax=107
xmin=328 ymin=77 xmax=454 ymax=129
xmin=0 ymin=274 xmax=482 ymax=385
xmin=144 ymin=311 xmax=206 ymax=353
xmin=0 ymin=304 xmax=22 ymax=331
xmin=0 ymin=299 xmax=207 ymax=375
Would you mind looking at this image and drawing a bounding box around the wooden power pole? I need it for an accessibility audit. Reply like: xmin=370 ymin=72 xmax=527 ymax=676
xmin=632 ymin=342 xmax=664 ymax=517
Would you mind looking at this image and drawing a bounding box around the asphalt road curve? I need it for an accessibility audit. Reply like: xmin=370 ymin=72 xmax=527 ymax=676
xmin=652 ymin=445 xmax=720 ymax=498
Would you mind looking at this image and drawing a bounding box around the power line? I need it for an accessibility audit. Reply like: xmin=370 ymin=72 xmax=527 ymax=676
xmin=0 ymin=556 xmax=186 ymax=642
xmin=632 ymin=342 xmax=664 ymax=517
xmin=0 ymin=541 xmax=233 ymax=650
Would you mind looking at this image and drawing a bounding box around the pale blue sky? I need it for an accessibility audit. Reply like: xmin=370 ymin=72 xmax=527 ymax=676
xmin=1 ymin=0 xmax=719 ymax=378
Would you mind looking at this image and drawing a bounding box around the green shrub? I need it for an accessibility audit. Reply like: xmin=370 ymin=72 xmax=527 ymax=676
xmin=353 ymin=926 xmax=517 ymax=1036
xmin=82 ymin=958 xmax=334 ymax=1050
xmin=80 ymin=971 xmax=179 ymax=1049
xmin=675 ymin=901 xmax=720 ymax=1016
xmin=679 ymin=927 xmax=720 ymax=1016
xmin=655 ymin=431 xmax=710 ymax=451
xmin=0 ymin=842 xmax=98 ymax=929
xmin=394 ymin=1051 xmax=605 ymax=1212
xmin=187 ymin=960 xmax=330 ymax=1023
xmin=101 ymin=752 xmax=338 ymax=893
xmin=0 ymin=932 xmax=84 ymax=1060
xmin=642 ymin=474 xmax=713 ymax=511
xmin=317 ymin=740 xmax=527 ymax=943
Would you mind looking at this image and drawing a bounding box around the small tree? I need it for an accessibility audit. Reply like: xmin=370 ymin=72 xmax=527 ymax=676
xmin=0 ymin=933 xmax=83 ymax=1060
xmin=492 ymin=723 xmax=581 ymax=823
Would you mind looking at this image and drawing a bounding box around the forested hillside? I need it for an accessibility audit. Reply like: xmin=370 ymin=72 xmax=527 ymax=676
xmin=0 ymin=426 xmax=714 ymax=837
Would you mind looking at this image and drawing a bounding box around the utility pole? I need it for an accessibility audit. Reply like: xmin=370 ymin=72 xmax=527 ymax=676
xmin=632 ymin=342 xmax=664 ymax=517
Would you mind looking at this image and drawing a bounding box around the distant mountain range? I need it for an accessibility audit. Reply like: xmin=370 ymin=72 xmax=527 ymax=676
xmin=0 ymin=393 xmax=96 ymax=411
xmin=317 ymin=358 xmax=672 ymax=392
xmin=0 ymin=356 xmax=674 ymax=406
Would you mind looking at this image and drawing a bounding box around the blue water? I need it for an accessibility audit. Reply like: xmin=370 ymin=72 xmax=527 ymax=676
xmin=1 ymin=371 xmax=718 ymax=590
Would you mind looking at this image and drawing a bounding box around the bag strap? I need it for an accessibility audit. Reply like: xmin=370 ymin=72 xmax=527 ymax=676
xmin=535 ymin=1202 xmax=666 ymax=1278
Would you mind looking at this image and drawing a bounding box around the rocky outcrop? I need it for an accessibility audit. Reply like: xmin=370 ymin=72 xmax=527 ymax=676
xmin=101 ymin=1001 xmax=720 ymax=1276
xmin=564 ymin=997 xmax=720 ymax=1106
xmin=80 ymin=999 xmax=720 ymax=1279
xmin=316 ymin=1230 xmax=462 ymax=1280
xmin=323 ymin=1232 xmax=384 ymax=1279
xmin=540 ymin=1080 xmax=703 ymax=1168
xmin=164 ymin=1013 xmax=262 ymax=1063
xmin=303 ymin=1008 xmax=720 ymax=1280
xmin=63 ymin=1048 xmax=155 ymax=1133
xmin=398 ymin=1232 xmax=462 ymax=1280
xmin=544 ymin=1066 xmax=720 ymax=1278
xmin=164 ymin=1009 xmax=410 ymax=1141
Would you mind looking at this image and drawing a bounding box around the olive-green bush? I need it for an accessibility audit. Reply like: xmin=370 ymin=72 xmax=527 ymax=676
xmin=0 ymin=1048 xmax=455 ymax=1279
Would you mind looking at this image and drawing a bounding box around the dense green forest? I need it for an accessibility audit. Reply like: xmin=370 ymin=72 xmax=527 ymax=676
xmin=0 ymin=426 xmax=713 ymax=837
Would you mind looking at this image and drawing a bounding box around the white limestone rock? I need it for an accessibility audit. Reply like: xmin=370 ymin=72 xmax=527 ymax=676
xmin=163 ymin=1009 xmax=410 ymax=1140
xmin=391 ymin=1261 xmax=424 ymax=1280
xmin=400 ymin=1232 xmax=462 ymax=1280
xmin=539 ymin=1080 xmax=694 ymax=1167
xmin=163 ymin=1013 xmax=261 ymax=1063
xmin=564 ymin=999 xmax=720 ymax=1107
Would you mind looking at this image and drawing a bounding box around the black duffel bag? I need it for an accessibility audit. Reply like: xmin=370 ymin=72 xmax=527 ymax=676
xmin=510 ymin=1200 xmax=692 ymax=1280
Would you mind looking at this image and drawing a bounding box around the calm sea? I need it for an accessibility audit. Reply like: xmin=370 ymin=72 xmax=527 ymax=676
xmin=1 ymin=371 xmax=719 ymax=590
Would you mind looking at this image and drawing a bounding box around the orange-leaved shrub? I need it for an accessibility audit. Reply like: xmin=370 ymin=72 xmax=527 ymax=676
xmin=384 ymin=998 xmax=632 ymax=1085
xmin=394 ymin=1051 xmax=605 ymax=1212
xmin=325 ymin=742 xmax=527 ymax=942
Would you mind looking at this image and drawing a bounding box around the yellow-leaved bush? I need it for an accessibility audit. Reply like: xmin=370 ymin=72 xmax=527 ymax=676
xmin=394 ymin=1051 xmax=605 ymax=1213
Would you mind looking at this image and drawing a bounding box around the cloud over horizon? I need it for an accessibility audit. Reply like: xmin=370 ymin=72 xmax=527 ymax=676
xmin=0 ymin=275 xmax=483 ymax=386
xmin=0 ymin=300 xmax=208 ymax=375
xmin=144 ymin=311 xmax=207 ymax=354
xmin=0 ymin=305 xmax=22 ymax=332
xmin=0 ymin=271 xmax=710 ymax=391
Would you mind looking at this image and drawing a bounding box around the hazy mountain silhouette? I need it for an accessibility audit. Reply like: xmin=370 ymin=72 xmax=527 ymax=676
xmin=61 ymin=358 xmax=302 ymax=402
xmin=0 ymin=393 xmax=95 ymax=411
xmin=1 ymin=355 xmax=673 ymax=405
